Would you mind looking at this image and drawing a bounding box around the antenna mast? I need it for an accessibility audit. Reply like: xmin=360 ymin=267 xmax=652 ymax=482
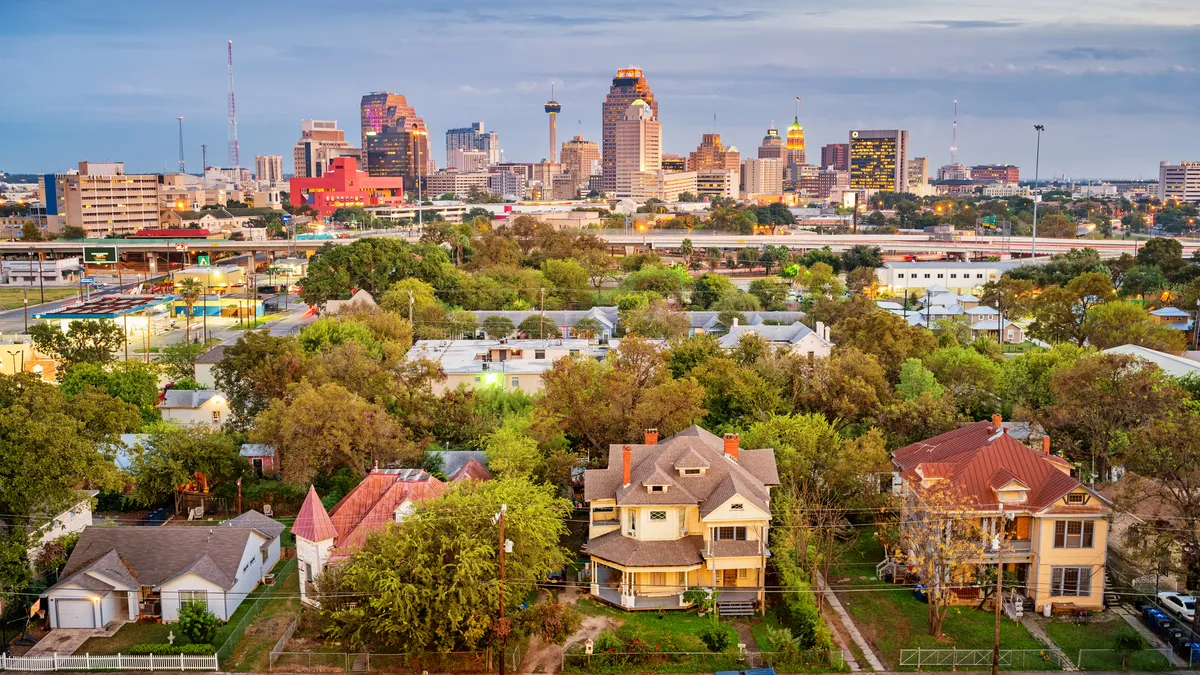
xmin=227 ymin=40 xmax=240 ymax=173
xmin=177 ymin=117 xmax=186 ymax=173
xmin=950 ymin=99 xmax=958 ymax=165
xmin=201 ymin=144 xmax=208 ymax=173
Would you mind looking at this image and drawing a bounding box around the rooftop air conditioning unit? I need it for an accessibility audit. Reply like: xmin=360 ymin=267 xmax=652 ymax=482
xmin=482 ymin=362 xmax=490 ymax=371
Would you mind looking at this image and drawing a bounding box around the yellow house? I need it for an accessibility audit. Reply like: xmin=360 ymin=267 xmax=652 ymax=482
xmin=407 ymin=339 xmax=597 ymax=395
xmin=583 ymin=426 xmax=779 ymax=613
xmin=892 ymin=416 xmax=1112 ymax=613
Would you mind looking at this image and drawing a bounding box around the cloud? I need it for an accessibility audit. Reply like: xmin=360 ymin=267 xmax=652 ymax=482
xmin=671 ymin=10 xmax=768 ymax=22
xmin=1045 ymin=46 xmax=1151 ymax=61
xmin=912 ymin=20 xmax=1024 ymax=29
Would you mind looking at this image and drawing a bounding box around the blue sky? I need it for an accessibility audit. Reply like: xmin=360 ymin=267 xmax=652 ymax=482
xmin=2 ymin=0 xmax=1198 ymax=179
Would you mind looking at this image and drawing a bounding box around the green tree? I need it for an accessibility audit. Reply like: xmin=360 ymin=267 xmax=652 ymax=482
xmin=518 ymin=315 xmax=561 ymax=339
xmin=804 ymin=262 xmax=845 ymax=301
xmin=667 ymin=334 xmax=722 ymax=378
xmin=1119 ymin=265 xmax=1169 ymax=300
xmin=446 ymin=309 xmax=478 ymax=338
xmin=577 ymin=249 xmax=619 ymax=301
xmin=482 ymin=315 xmax=516 ymax=339
xmin=484 ymin=416 xmax=543 ymax=478
xmin=690 ymin=273 xmax=738 ymax=309
xmin=896 ymin=358 xmax=946 ymax=400
xmin=923 ymin=346 xmax=1003 ymax=418
xmin=179 ymin=601 xmax=221 ymax=644
xmin=212 ymin=331 xmax=311 ymax=430
xmin=29 ymin=320 xmax=125 ymax=371
xmin=299 ymin=318 xmax=383 ymax=357
xmin=842 ymin=245 xmax=883 ymax=270
xmin=833 ymin=310 xmax=938 ymax=379
xmin=128 ymin=425 xmax=246 ymax=506
xmin=1135 ymin=237 xmax=1187 ymax=281
xmin=622 ymin=298 xmax=690 ymax=340
xmin=157 ymin=341 xmax=207 ymax=381
xmin=573 ymin=317 xmax=603 ymax=339
xmin=1082 ymin=300 xmax=1187 ymax=352
xmin=59 ymin=361 xmax=161 ymax=423
xmin=323 ymin=477 xmax=571 ymax=652
xmin=1027 ymin=272 xmax=1116 ymax=345
xmin=61 ymin=225 xmax=87 ymax=239
xmin=748 ymin=277 xmax=790 ymax=310
xmin=176 ymin=278 xmax=203 ymax=339
xmin=19 ymin=222 xmax=42 ymax=241
xmin=541 ymin=258 xmax=589 ymax=306
xmin=300 ymin=238 xmax=453 ymax=306
xmin=691 ymin=356 xmax=783 ymax=428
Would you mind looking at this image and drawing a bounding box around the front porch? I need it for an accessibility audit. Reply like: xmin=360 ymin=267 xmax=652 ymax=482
xmin=590 ymin=559 xmax=761 ymax=611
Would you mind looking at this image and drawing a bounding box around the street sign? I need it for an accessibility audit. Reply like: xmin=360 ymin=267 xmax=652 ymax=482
xmin=281 ymin=214 xmax=292 ymax=223
xmin=982 ymin=215 xmax=997 ymax=226
xmin=174 ymin=243 xmax=189 ymax=251
xmin=197 ymin=255 xmax=211 ymax=265
xmin=81 ymin=276 xmax=96 ymax=284
xmin=83 ymin=246 xmax=118 ymax=264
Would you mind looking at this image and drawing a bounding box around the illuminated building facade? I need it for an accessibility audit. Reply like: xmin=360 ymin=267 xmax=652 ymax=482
xmin=613 ymin=99 xmax=661 ymax=200
xmin=687 ymin=134 xmax=740 ymax=172
xmin=696 ymin=169 xmax=738 ymax=201
xmin=849 ymin=129 xmax=909 ymax=192
xmin=289 ymin=157 xmax=404 ymax=218
xmin=366 ymin=119 xmax=430 ymax=189
xmin=446 ymin=122 xmax=500 ymax=166
xmin=908 ymin=157 xmax=930 ymax=194
xmin=293 ymin=120 xmax=359 ymax=179
xmin=661 ymin=154 xmax=686 ymax=173
xmin=360 ymin=93 xmax=413 ymax=165
xmin=758 ymin=125 xmax=784 ymax=159
xmin=820 ymin=143 xmax=849 ymax=171
xmin=785 ymin=117 xmax=806 ymax=166
xmin=602 ymin=69 xmax=657 ymax=193
xmin=560 ymin=135 xmax=601 ymax=193
xmin=741 ymin=158 xmax=784 ymax=198
xmin=1158 ymin=162 xmax=1200 ymax=203
xmin=42 ymin=162 xmax=161 ymax=237
xmin=970 ymin=164 xmax=1020 ymax=184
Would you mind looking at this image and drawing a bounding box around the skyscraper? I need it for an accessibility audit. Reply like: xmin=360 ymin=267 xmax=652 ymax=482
xmin=560 ymin=135 xmax=601 ymax=193
xmin=445 ymin=122 xmax=499 ymax=166
xmin=820 ymin=143 xmax=849 ymax=171
xmin=255 ymin=155 xmax=283 ymax=186
xmin=1158 ymin=161 xmax=1200 ymax=203
xmin=292 ymin=120 xmax=359 ymax=179
xmin=545 ymin=87 xmax=561 ymax=163
xmin=849 ymin=129 xmax=909 ymax=192
xmin=687 ymin=134 xmax=740 ymax=172
xmin=613 ymin=99 xmax=661 ymax=199
xmin=360 ymin=92 xmax=430 ymax=186
xmin=360 ymin=92 xmax=413 ymax=165
xmin=758 ymin=125 xmax=784 ymax=159
xmin=602 ymin=69 xmax=657 ymax=193
xmin=785 ymin=117 xmax=806 ymax=166
xmin=741 ymin=158 xmax=784 ymax=197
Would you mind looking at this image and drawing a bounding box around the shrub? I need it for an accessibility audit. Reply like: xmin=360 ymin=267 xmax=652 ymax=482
xmin=128 ymin=643 xmax=216 ymax=655
xmin=520 ymin=601 xmax=583 ymax=645
xmin=761 ymin=626 xmax=803 ymax=660
xmin=697 ymin=621 xmax=738 ymax=653
xmin=1113 ymin=627 xmax=1146 ymax=668
xmin=178 ymin=602 xmax=220 ymax=644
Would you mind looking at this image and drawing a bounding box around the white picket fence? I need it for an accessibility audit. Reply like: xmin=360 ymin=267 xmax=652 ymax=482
xmin=0 ymin=653 xmax=219 ymax=671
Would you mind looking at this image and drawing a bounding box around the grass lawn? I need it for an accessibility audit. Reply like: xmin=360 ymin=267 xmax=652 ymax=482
xmin=231 ymin=314 xmax=283 ymax=330
xmin=832 ymin=533 xmax=1053 ymax=670
xmin=0 ymin=287 xmax=79 ymax=309
xmin=1043 ymin=617 xmax=1173 ymax=671
xmin=571 ymin=598 xmax=746 ymax=673
xmin=222 ymin=566 xmax=300 ymax=671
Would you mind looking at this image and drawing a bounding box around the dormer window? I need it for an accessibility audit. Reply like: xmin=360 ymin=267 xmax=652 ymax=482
xmin=650 ymin=485 xmax=665 ymax=493
xmin=683 ymin=469 xmax=701 ymax=476
xmin=730 ymin=503 xmax=744 ymax=511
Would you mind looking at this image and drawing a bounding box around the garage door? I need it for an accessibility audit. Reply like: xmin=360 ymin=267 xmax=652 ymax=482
xmin=56 ymin=599 xmax=95 ymax=628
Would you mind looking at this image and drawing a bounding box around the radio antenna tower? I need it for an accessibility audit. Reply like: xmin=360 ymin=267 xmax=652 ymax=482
xmin=950 ymin=98 xmax=960 ymax=164
xmin=226 ymin=40 xmax=240 ymax=172
xmin=177 ymin=117 xmax=186 ymax=173
xmin=201 ymin=144 xmax=208 ymax=172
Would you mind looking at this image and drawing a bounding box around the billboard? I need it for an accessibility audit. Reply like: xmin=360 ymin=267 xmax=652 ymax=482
xmin=83 ymin=246 xmax=118 ymax=264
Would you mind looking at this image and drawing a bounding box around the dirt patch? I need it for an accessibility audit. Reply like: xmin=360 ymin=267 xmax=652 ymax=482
xmin=520 ymin=614 xmax=620 ymax=674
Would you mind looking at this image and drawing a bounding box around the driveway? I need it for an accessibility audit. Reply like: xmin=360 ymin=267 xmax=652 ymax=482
xmin=23 ymin=629 xmax=97 ymax=656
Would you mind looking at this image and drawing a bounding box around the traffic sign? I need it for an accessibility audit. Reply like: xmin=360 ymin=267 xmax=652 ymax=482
xmin=83 ymin=246 xmax=118 ymax=264
xmin=281 ymin=214 xmax=292 ymax=223
xmin=81 ymin=276 xmax=96 ymax=284
xmin=175 ymin=243 xmax=189 ymax=251
xmin=198 ymin=255 xmax=211 ymax=265
xmin=982 ymin=215 xmax=997 ymax=226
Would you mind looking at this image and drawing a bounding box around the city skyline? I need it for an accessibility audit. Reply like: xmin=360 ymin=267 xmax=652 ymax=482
xmin=3 ymin=0 xmax=1199 ymax=178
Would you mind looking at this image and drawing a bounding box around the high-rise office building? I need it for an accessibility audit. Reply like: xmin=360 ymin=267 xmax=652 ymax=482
xmin=360 ymin=92 xmax=430 ymax=185
xmin=849 ymin=130 xmax=909 ymax=192
xmin=687 ymin=134 xmax=740 ymax=172
xmin=360 ymin=92 xmax=413 ymax=166
xmin=41 ymin=162 xmax=160 ymax=237
xmin=970 ymin=164 xmax=1020 ymax=184
xmin=758 ymin=125 xmax=784 ymax=159
xmin=254 ymin=155 xmax=283 ymax=186
xmin=908 ymin=157 xmax=930 ymax=194
xmin=936 ymin=164 xmax=971 ymax=181
xmin=696 ymin=169 xmax=738 ymax=201
xmin=560 ymin=135 xmax=601 ymax=194
xmin=602 ymin=69 xmax=657 ymax=193
xmin=741 ymin=158 xmax=784 ymax=197
xmin=820 ymin=143 xmax=849 ymax=171
xmin=613 ymin=99 xmax=661 ymax=199
xmin=445 ymin=122 xmax=500 ymax=167
xmin=785 ymin=117 xmax=806 ymax=166
xmin=293 ymin=120 xmax=358 ymax=179
xmin=1158 ymin=161 xmax=1200 ymax=203
xmin=661 ymin=154 xmax=687 ymax=173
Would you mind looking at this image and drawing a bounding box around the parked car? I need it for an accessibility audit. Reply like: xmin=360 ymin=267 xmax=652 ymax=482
xmin=1159 ymin=592 xmax=1197 ymax=622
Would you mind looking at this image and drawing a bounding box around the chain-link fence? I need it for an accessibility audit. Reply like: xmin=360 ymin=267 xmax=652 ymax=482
xmin=268 ymin=649 xmax=522 ymax=673
xmin=561 ymin=648 xmax=845 ymax=674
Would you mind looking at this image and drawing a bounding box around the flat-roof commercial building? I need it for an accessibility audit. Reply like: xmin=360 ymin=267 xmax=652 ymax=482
xmin=292 ymin=120 xmax=359 ymax=179
xmin=849 ymin=130 xmax=909 ymax=193
xmin=741 ymin=157 xmax=784 ymax=198
xmin=171 ymin=265 xmax=245 ymax=291
xmin=971 ymin=164 xmax=1019 ymax=185
xmin=289 ymin=157 xmax=404 ymax=219
xmin=875 ymin=260 xmax=1032 ymax=295
xmin=40 ymin=162 xmax=160 ymax=237
xmin=1158 ymin=161 xmax=1200 ymax=203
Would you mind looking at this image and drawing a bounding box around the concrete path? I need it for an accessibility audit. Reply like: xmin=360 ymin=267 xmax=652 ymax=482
xmin=822 ymin=611 xmax=863 ymax=671
xmin=1113 ymin=605 xmax=1188 ymax=668
xmin=22 ymin=627 xmax=104 ymax=656
xmin=1022 ymin=617 xmax=1078 ymax=670
xmin=816 ymin=571 xmax=885 ymax=671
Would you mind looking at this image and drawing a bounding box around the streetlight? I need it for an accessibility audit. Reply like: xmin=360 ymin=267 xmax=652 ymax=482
xmin=1031 ymin=125 xmax=1045 ymax=258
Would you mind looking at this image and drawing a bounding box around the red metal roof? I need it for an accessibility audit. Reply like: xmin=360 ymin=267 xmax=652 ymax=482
xmin=292 ymin=485 xmax=338 ymax=542
xmin=326 ymin=469 xmax=447 ymax=555
xmin=448 ymin=458 xmax=493 ymax=483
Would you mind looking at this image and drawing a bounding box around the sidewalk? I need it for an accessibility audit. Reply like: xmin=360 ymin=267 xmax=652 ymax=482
xmin=816 ymin=571 xmax=885 ymax=671
xmin=1021 ymin=616 xmax=1077 ymax=671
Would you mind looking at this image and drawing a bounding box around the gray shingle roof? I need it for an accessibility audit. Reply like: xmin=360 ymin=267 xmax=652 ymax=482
xmin=717 ymin=322 xmax=820 ymax=349
xmin=587 ymin=531 xmax=704 ymax=567
xmin=158 ymin=389 xmax=223 ymax=409
xmin=194 ymin=344 xmax=229 ymax=365
xmin=222 ymin=510 xmax=285 ymax=542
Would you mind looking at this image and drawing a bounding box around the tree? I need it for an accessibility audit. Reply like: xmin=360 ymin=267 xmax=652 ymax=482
xmin=484 ymin=416 xmax=543 ymax=478
xmin=1082 ymin=300 xmax=1187 ymax=352
xmin=833 ymin=310 xmax=937 ymax=379
xmin=621 ymin=265 xmax=690 ymax=303
xmin=300 ymin=238 xmax=453 ymax=306
xmin=748 ymin=277 xmax=790 ymax=310
xmin=19 ymin=222 xmax=42 ymax=241
xmin=573 ymin=317 xmax=603 ymax=339
xmin=788 ymin=347 xmax=894 ymax=423
xmin=690 ymin=273 xmax=737 ymax=309
xmin=483 ymin=315 xmax=516 ymax=339
xmin=803 ymin=262 xmax=845 ymax=301
xmin=179 ymin=601 xmax=221 ymax=644
xmin=979 ymin=277 xmax=1037 ymax=320
xmin=251 ymin=381 xmax=419 ymax=487
xmin=577 ymin=249 xmax=619 ymax=301
xmin=691 ymin=356 xmax=783 ymax=428
xmin=446 ymin=309 xmax=478 ymax=338
xmin=842 ymin=245 xmax=883 ymax=270
xmin=29 ymin=320 xmax=125 ymax=371
xmin=1027 ymin=272 xmax=1115 ymax=345
xmin=518 ymin=315 xmax=560 ymax=339
xmin=157 ymin=341 xmax=207 ymax=381
xmin=896 ymin=358 xmax=946 ymax=400
xmin=622 ymin=298 xmax=690 ymax=340
xmin=898 ymin=481 xmax=985 ymax=637
xmin=923 ymin=346 xmax=1002 ymax=418
xmin=212 ymin=331 xmax=311 ymax=430
xmin=667 ymin=334 xmax=722 ymax=378
xmin=61 ymin=225 xmax=87 ymax=239
xmin=1119 ymin=265 xmax=1169 ymax=300
xmin=1037 ymin=213 xmax=1077 ymax=238
xmin=323 ymin=477 xmax=571 ymax=652
xmin=760 ymin=245 xmax=790 ymax=275
xmin=177 ymin=278 xmax=203 ymax=339
xmin=1113 ymin=628 xmax=1147 ymax=669
xmin=59 ymin=361 xmax=161 ymax=423
xmin=541 ymin=258 xmax=589 ymax=306
xmin=128 ymin=425 xmax=246 ymax=506
xmin=1136 ymin=237 xmax=1188 ymax=281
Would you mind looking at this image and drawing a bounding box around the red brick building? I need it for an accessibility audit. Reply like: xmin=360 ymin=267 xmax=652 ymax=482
xmin=288 ymin=156 xmax=404 ymax=219
xmin=970 ymin=164 xmax=1020 ymax=184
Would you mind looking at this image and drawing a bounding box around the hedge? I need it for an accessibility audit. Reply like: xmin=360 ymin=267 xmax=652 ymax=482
xmin=127 ymin=643 xmax=216 ymax=655
xmin=771 ymin=539 xmax=834 ymax=651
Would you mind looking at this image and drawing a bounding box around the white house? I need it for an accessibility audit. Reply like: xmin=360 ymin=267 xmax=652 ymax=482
xmin=875 ymin=260 xmax=1036 ymax=295
xmin=28 ymin=492 xmax=96 ymax=565
xmin=192 ymin=344 xmax=228 ymax=389
xmin=42 ymin=517 xmax=282 ymax=629
xmin=158 ymin=390 xmax=230 ymax=428
xmin=716 ymin=320 xmax=833 ymax=358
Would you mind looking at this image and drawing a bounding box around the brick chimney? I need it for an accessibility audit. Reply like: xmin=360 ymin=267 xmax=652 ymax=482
xmin=723 ymin=433 xmax=740 ymax=462
xmin=991 ymin=413 xmax=1002 ymax=432
xmin=644 ymin=428 xmax=659 ymax=445
xmin=1042 ymin=436 xmax=1051 ymax=454
xmin=622 ymin=445 xmax=632 ymax=486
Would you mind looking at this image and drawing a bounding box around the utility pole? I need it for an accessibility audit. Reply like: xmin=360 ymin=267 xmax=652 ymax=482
xmin=38 ymin=252 xmax=45 ymax=304
xmin=992 ymin=517 xmax=1005 ymax=675
xmin=496 ymin=504 xmax=509 ymax=675
xmin=408 ymin=289 xmax=414 ymax=326
xmin=22 ymin=288 xmax=28 ymax=333
xmin=539 ymin=288 xmax=546 ymax=338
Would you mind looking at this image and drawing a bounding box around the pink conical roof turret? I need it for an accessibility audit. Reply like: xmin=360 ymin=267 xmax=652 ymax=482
xmin=292 ymin=485 xmax=338 ymax=543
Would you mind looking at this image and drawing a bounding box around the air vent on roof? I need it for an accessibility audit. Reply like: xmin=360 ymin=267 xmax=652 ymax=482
xmin=482 ymin=362 xmax=489 ymax=371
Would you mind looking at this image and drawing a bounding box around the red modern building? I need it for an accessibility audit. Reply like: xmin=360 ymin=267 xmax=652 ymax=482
xmin=970 ymin=164 xmax=1020 ymax=184
xmin=289 ymin=157 xmax=404 ymax=219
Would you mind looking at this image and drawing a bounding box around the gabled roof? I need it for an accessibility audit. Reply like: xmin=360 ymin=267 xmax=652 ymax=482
xmin=49 ymin=526 xmax=255 ymax=593
xmin=717 ymin=322 xmax=825 ymax=349
xmin=584 ymin=425 xmax=778 ymax=517
xmin=586 ymin=531 xmax=704 ymax=567
xmin=158 ymin=389 xmax=224 ymax=409
xmin=894 ymin=420 xmax=1097 ymax=512
xmin=326 ymin=469 xmax=448 ymax=553
xmin=971 ymin=318 xmax=1017 ymax=331
xmin=292 ymin=485 xmax=338 ymax=543
xmin=222 ymin=509 xmax=285 ymax=542
xmin=240 ymin=443 xmax=275 ymax=458
xmin=1150 ymin=307 xmax=1191 ymax=317
xmin=448 ymin=457 xmax=493 ymax=482
xmin=194 ymin=344 xmax=229 ymax=365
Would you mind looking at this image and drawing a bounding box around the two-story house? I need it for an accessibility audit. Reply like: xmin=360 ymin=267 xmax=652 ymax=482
xmin=583 ymin=426 xmax=779 ymax=613
xmin=408 ymin=339 xmax=610 ymax=394
xmin=891 ymin=416 xmax=1112 ymax=613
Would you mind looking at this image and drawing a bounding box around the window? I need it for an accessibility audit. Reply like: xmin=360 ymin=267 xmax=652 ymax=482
xmin=897 ymin=273 xmax=905 ymax=279
xmin=924 ymin=274 xmax=930 ymax=279
xmin=474 ymin=376 xmax=481 ymax=382
xmin=951 ymin=274 xmax=957 ymax=279
xmin=535 ymin=350 xmax=545 ymax=359
xmin=937 ymin=274 xmax=944 ymax=278
xmin=715 ymin=526 xmax=747 ymax=541
xmin=683 ymin=468 xmax=701 ymax=476
xmin=650 ymin=485 xmax=664 ymax=493
xmin=977 ymin=274 xmax=984 ymax=279
xmin=211 ymin=410 xmax=221 ymax=424
xmin=179 ymin=590 xmax=208 ymax=607
xmin=1054 ymin=520 xmax=1094 ymax=548
xmin=628 ymin=514 xmax=636 ymax=532
xmin=650 ymin=511 xmax=667 ymax=520
xmin=738 ymin=568 xmax=748 ymax=579
xmin=651 ymin=572 xmax=666 ymax=587
xmin=510 ymin=377 xmax=519 ymax=388
xmin=1065 ymin=493 xmax=1086 ymax=505
xmin=730 ymin=503 xmax=744 ymax=511
xmin=1051 ymin=567 xmax=1092 ymax=596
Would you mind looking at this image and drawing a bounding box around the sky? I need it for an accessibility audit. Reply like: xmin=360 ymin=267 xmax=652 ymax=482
xmin=2 ymin=0 xmax=1199 ymax=180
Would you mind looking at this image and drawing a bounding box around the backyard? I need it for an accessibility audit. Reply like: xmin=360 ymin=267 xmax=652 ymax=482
xmin=0 ymin=286 xmax=78 ymax=309
xmin=222 ymin=567 xmax=300 ymax=671
xmin=832 ymin=532 xmax=1052 ymax=670
xmin=1043 ymin=616 xmax=1173 ymax=671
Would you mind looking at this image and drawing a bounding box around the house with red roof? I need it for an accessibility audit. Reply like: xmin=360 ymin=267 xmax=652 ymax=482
xmin=891 ymin=415 xmax=1111 ymax=613
xmin=291 ymin=469 xmax=449 ymax=605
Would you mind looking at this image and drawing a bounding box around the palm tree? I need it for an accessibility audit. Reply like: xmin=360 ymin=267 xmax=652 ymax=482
xmin=177 ymin=278 xmax=203 ymax=342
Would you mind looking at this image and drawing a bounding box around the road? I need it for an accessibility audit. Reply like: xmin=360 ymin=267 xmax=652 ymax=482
xmin=0 ymin=276 xmax=159 ymax=336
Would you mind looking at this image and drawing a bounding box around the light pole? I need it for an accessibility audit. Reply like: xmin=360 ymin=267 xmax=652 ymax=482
xmin=1031 ymin=125 xmax=1044 ymax=258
